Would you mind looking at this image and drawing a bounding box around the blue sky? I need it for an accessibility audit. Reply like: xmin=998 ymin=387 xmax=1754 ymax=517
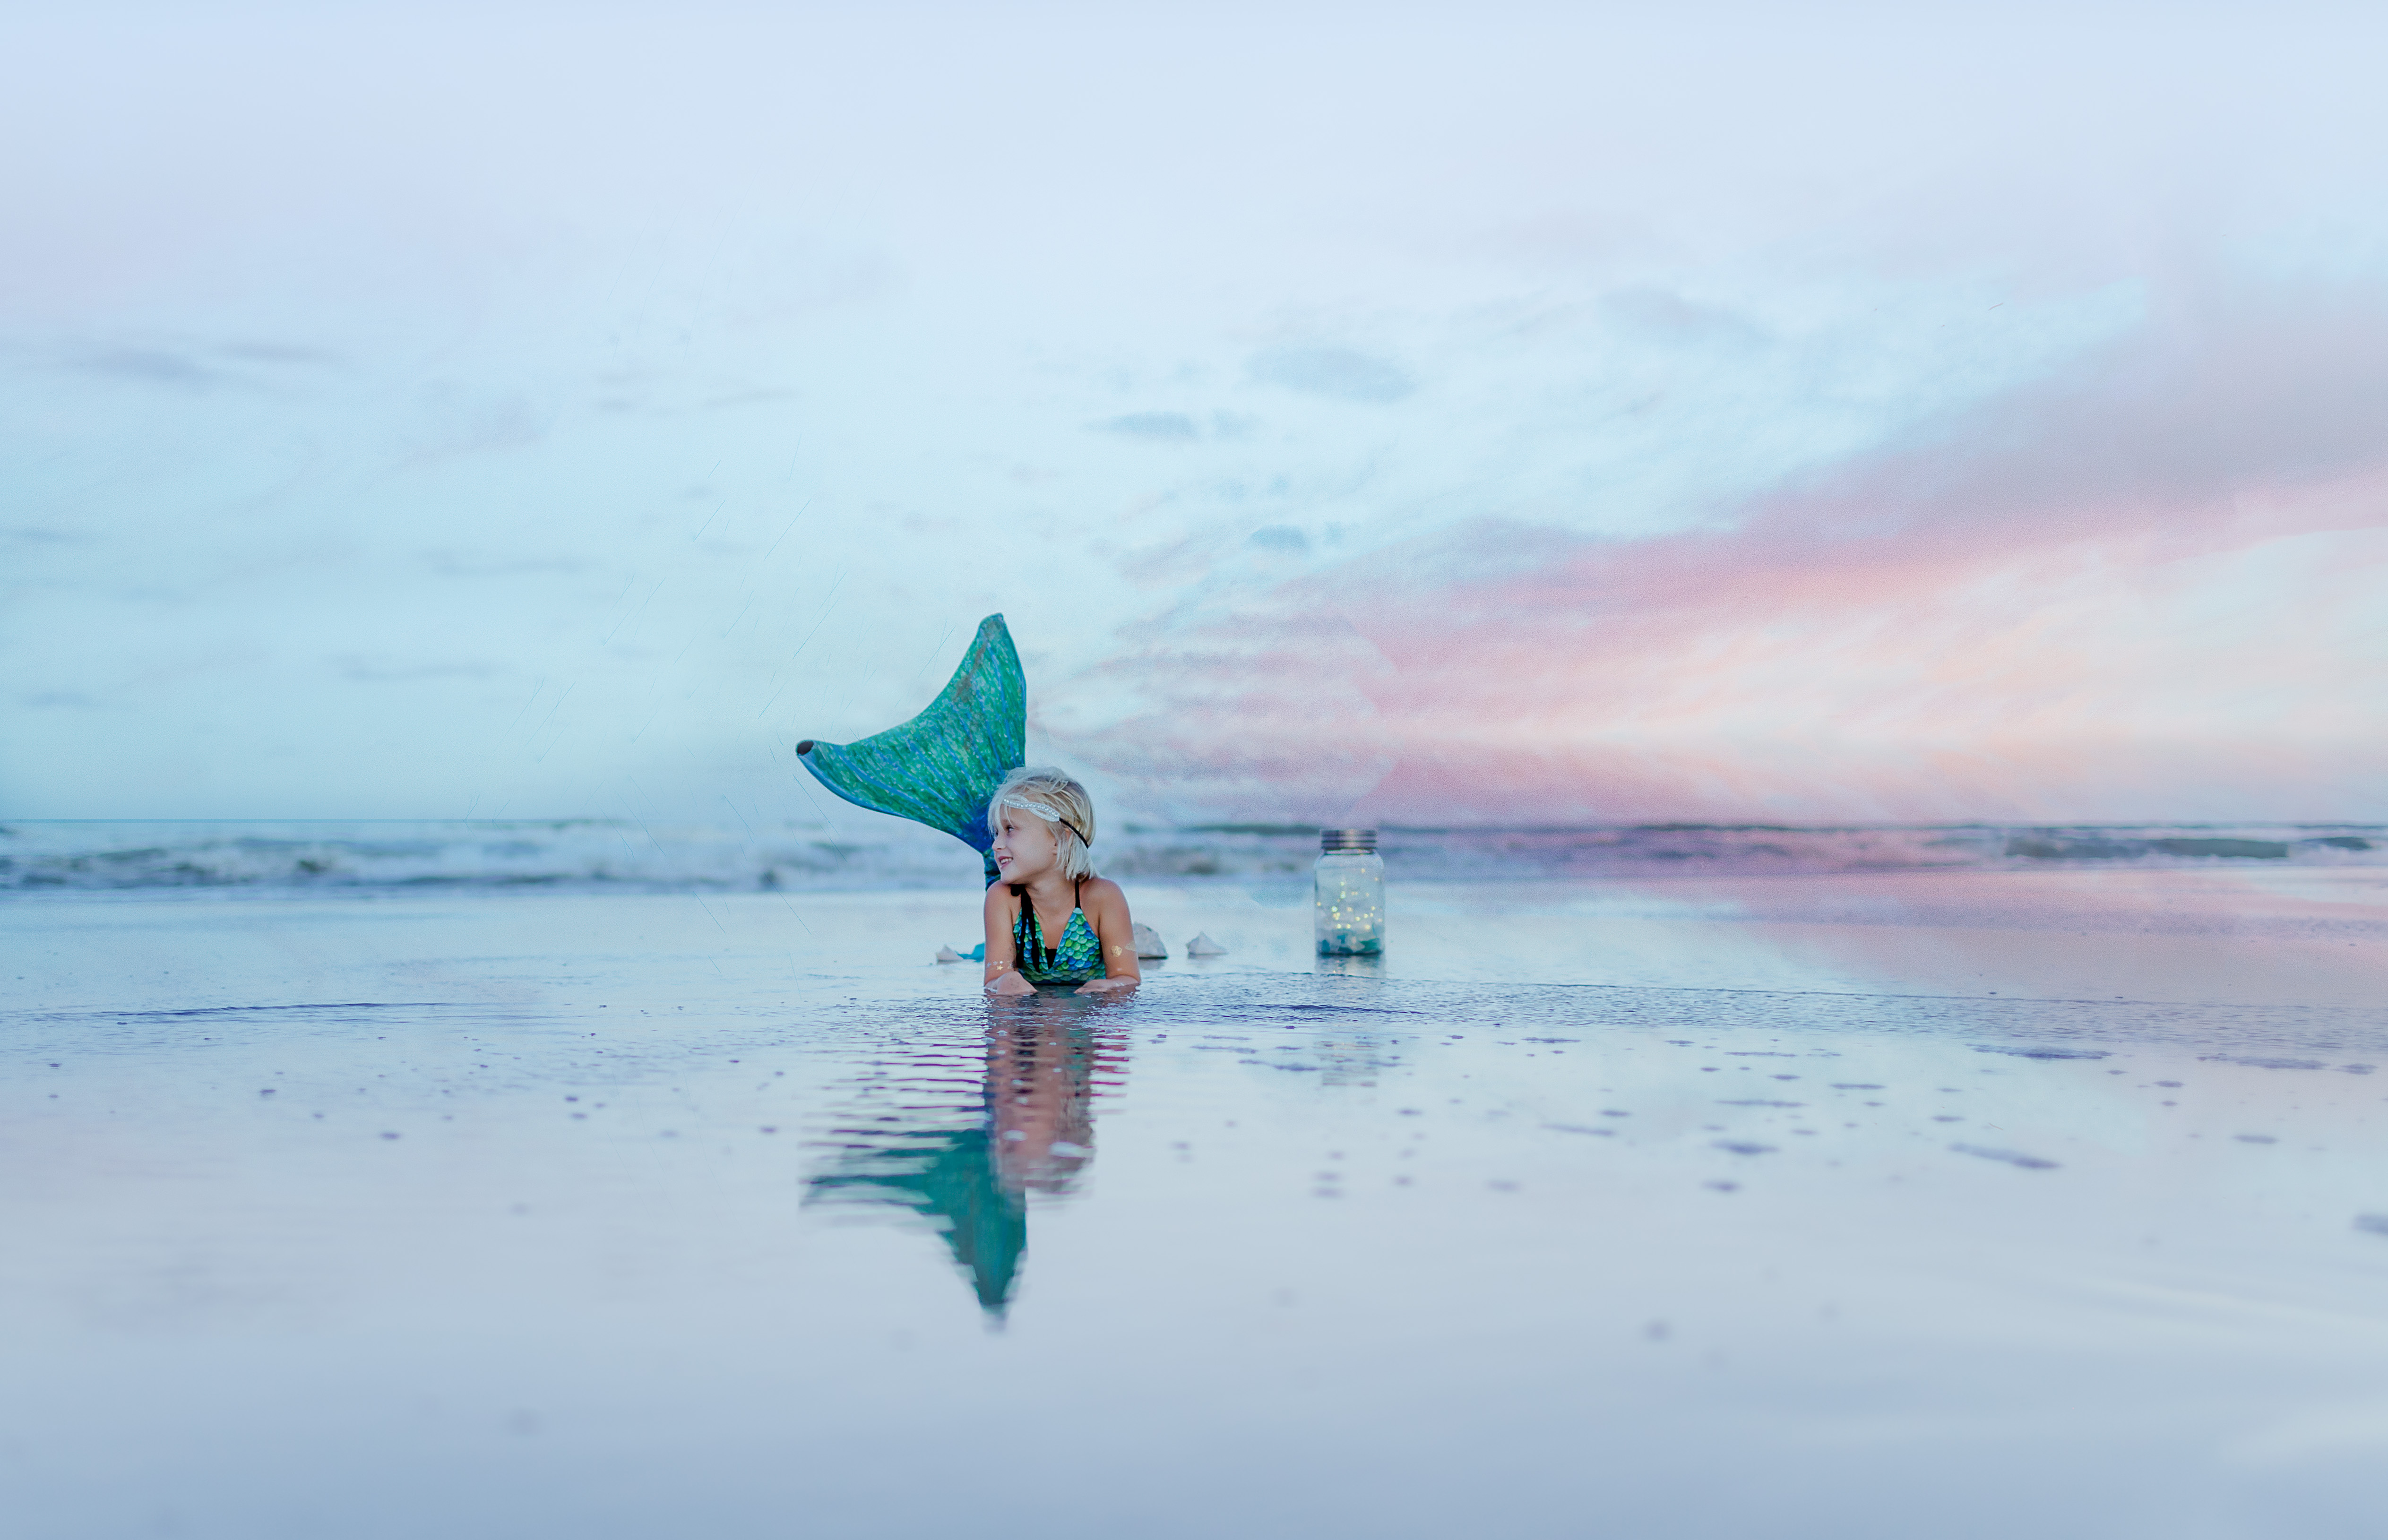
xmin=6 ymin=1 xmax=2386 ymax=824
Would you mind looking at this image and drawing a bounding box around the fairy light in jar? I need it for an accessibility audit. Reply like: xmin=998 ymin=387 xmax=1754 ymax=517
xmin=1314 ymin=828 xmax=1385 ymax=956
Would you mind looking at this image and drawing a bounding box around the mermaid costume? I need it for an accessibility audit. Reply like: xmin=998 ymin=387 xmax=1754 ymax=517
xmin=797 ymin=612 xmax=1103 ymax=984
xmin=795 ymin=613 xmax=1026 ymax=889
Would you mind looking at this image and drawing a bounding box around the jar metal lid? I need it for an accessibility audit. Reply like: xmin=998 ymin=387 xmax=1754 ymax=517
xmin=1319 ymin=828 xmax=1378 ymax=853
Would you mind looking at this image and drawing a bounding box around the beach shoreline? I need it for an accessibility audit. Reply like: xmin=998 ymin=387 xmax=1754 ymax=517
xmin=4 ymin=871 xmax=2387 ymax=1538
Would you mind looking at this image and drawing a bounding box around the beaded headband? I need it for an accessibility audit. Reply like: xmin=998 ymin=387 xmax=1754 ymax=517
xmin=996 ymin=792 xmax=1090 ymax=848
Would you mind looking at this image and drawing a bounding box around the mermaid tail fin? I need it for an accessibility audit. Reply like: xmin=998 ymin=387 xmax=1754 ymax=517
xmin=806 ymin=1126 xmax=1025 ymax=1317
xmin=795 ymin=613 xmax=1025 ymax=883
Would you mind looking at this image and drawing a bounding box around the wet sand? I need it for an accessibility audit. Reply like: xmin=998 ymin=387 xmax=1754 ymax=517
xmin=6 ymin=869 xmax=2388 ymax=1539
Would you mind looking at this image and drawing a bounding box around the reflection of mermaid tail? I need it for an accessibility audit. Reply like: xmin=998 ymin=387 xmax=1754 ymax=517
xmin=810 ymin=1127 xmax=1028 ymax=1315
xmin=795 ymin=613 xmax=1024 ymax=886
xmin=804 ymin=1016 xmax=1123 ymax=1320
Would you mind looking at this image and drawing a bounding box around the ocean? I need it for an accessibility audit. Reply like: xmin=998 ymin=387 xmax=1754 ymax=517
xmin=6 ymin=817 xmax=2380 ymax=892
xmin=6 ymin=828 xmax=2388 ymax=1538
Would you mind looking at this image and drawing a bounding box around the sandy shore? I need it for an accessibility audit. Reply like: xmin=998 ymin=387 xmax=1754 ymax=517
xmin=5 ymin=869 xmax=2387 ymax=1538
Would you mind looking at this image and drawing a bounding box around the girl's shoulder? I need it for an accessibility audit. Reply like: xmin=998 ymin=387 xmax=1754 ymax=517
xmin=1079 ymin=875 xmax=1129 ymax=909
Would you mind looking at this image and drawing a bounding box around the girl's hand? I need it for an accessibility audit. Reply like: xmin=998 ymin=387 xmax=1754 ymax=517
xmin=1076 ymin=975 xmax=1138 ymax=995
xmin=981 ymin=885 xmax=1028 ymax=996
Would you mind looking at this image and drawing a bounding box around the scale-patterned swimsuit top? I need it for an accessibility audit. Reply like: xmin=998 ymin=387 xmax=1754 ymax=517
xmin=1012 ymin=880 xmax=1103 ymax=985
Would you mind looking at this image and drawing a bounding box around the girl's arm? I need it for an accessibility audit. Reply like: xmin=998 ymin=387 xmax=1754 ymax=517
xmin=1076 ymin=878 xmax=1142 ymax=994
xmin=982 ymin=885 xmax=1033 ymax=995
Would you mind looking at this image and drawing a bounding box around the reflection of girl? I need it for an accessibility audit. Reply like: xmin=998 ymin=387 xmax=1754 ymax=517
xmin=985 ymin=1014 xmax=1111 ymax=1194
xmin=981 ymin=767 xmax=1141 ymax=996
xmin=805 ymin=1016 xmax=1129 ymax=1318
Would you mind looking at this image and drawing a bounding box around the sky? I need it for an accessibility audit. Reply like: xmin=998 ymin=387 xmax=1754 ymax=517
xmin=5 ymin=0 xmax=2386 ymax=826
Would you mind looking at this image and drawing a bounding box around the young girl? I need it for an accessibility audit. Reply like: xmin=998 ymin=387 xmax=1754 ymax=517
xmin=980 ymin=767 xmax=1140 ymax=996
xmin=792 ymin=614 xmax=1138 ymax=993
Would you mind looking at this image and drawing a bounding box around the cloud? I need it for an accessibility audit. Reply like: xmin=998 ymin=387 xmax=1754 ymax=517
xmin=422 ymin=551 xmax=588 ymax=578
xmin=1095 ymin=411 xmax=1201 ymax=440
xmin=336 ymin=657 xmax=498 ymax=683
xmin=1600 ymin=287 xmax=1769 ymax=350
xmin=1060 ymin=274 xmax=2388 ymax=825
xmin=1043 ymin=596 xmax=1399 ymax=827
xmin=218 ymin=342 xmax=339 ymax=367
xmin=71 ymin=345 xmax=227 ymax=390
xmin=11 ymin=6 xmax=2388 ymax=821
xmin=396 ymin=391 xmax=548 ymax=464
xmin=1248 ymin=346 xmax=1413 ymax=404
xmin=60 ymin=339 xmax=343 ymax=392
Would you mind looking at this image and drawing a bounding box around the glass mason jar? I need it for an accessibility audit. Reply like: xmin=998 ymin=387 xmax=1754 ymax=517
xmin=1314 ymin=829 xmax=1385 ymax=955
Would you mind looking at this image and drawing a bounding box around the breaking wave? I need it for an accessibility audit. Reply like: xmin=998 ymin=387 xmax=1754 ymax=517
xmin=2 ymin=819 xmax=2379 ymax=894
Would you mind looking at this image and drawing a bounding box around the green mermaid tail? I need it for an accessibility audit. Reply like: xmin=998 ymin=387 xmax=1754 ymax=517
xmin=795 ymin=613 xmax=1025 ymax=885
xmin=807 ymin=1126 xmax=1026 ymax=1316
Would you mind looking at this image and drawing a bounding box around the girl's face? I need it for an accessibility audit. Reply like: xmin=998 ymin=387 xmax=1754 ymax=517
xmin=991 ymin=806 xmax=1060 ymax=883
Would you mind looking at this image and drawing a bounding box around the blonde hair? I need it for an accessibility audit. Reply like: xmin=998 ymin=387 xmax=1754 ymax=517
xmin=987 ymin=766 xmax=1097 ymax=881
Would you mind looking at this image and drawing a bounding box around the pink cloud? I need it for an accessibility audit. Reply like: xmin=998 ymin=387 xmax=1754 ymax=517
xmin=1055 ymin=279 xmax=2388 ymax=825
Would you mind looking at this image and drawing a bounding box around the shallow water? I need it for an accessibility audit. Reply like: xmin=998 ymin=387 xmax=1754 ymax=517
xmin=6 ymin=871 xmax=2388 ymax=1538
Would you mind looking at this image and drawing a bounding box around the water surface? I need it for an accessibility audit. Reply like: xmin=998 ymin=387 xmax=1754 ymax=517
xmin=5 ymin=870 xmax=2388 ymax=1538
